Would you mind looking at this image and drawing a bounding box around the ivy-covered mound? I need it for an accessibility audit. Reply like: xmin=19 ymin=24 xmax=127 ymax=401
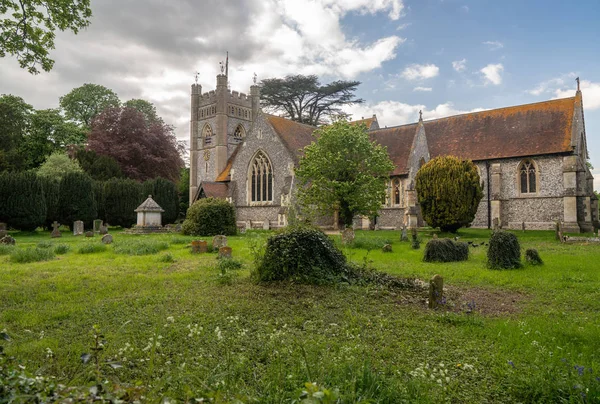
xmin=182 ymin=197 xmax=237 ymax=236
xmin=423 ymin=238 xmax=469 ymax=263
xmin=487 ymin=230 xmax=522 ymax=269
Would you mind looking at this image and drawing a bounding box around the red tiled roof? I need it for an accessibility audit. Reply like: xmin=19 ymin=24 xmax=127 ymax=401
xmin=201 ymin=182 xmax=229 ymax=198
xmin=216 ymin=144 xmax=241 ymax=182
xmin=369 ymin=125 xmax=418 ymax=175
xmin=266 ymin=114 xmax=316 ymax=162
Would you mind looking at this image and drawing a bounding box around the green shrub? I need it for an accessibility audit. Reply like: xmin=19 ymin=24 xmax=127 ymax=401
xmin=77 ymin=243 xmax=107 ymax=254
xmin=217 ymin=257 xmax=243 ymax=271
xmin=0 ymin=245 xmax=15 ymax=255
xmin=487 ymin=231 xmax=521 ymax=269
xmin=415 ymin=156 xmax=483 ymax=233
xmin=54 ymin=244 xmax=70 ymax=255
xmin=103 ymin=178 xmax=143 ymax=228
xmin=40 ymin=176 xmax=60 ymax=230
xmin=0 ymin=171 xmax=46 ymax=231
xmin=9 ymin=247 xmax=55 ymax=263
xmin=423 ymin=238 xmax=469 ymax=262
xmin=182 ymin=197 xmax=236 ymax=236
xmin=170 ymin=236 xmax=193 ymax=245
xmin=346 ymin=237 xmax=392 ymax=251
xmin=255 ymin=226 xmax=350 ymax=284
xmin=142 ymin=177 xmax=179 ymax=224
xmin=157 ymin=253 xmax=175 ymax=263
xmin=113 ymin=239 xmax=169 ymax=255
xmin=93 ymin=180 xmax=106 ymax=222
xmin=58 ymin=172 xmax=97 ymax=228
xmin=36 ymin=241 xmax=53 ymax=249
xmin=525 ymin=248 xmax=543 ymax=265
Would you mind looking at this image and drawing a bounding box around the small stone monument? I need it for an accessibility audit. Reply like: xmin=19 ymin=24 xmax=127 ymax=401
xmin=99 ymin=224 xmax=108 ymax=235
xmin=555 ymin=221 xmax=564 ymax=242
xmin=51 ymin=221 xmax=61 ymax=238
xmin=73 ymin=221 xmax=84 ymax=236
xmin=93 ymin=219 xmax=103 ymax=233
xmin=191 ymin=240 xmax=208 ymax=254
xmin=263 ymin=220 xmax=270 ymax=230
xmin=382 ymin=244 xmax=392 ymax=253
xmin=0 ymin=223 xmax=6 ymax=238
xmin=341 ymin=228 xmax=355 ymax=244
xmin=85 ymin=231 xmax=94 ymax=238
xmin=218 ymin=246 xmax=232 ymax=258
xmin=428 ymin=274 xmax=444 ymax=309
xmin=101 ymin=234 xmax=113 ymax=244
xmin=0 ymin=235 xmax=15 ymax=245
xmin=492 ymin=217 xmax=499 ymax=231
xmin=245 ymin=221 xmax=252 ymax=231
xmin=400 ymin=226 xmax=408 ymax=242
xmin=135 ymin=195 xmax=165 ymax=228
xmin=212 ymin=235 xmax=228 ymax=249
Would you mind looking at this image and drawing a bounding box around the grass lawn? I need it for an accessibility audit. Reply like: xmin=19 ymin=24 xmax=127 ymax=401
xmin=1 ymin=228 xmax=599 ymax=402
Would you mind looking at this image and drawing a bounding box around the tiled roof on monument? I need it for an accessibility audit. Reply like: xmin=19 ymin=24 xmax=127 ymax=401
xmin=135 ymin=195 xmax=164 ymax=212
xmin=266 ymin=114 xmax=316 ymax=162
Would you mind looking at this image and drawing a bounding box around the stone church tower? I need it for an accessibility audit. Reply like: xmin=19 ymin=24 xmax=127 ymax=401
xmin=189 ymin=69 xmax=260 ymax=202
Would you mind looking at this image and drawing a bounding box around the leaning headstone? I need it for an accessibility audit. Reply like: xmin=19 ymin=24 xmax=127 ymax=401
xmin=85 ymin=231 xmax=94 ymax=238
xmin=101 ymin=234 xmax=113 ymax=244
xmin=73 ymin=221 xmax=84 ymax=236
xmin=99 ymin=225 xmax=108 ymax=235
xmin=400 ymin=226 xmax=408 ymax=242
xmin=93 ymin=219 xmax=103 ymax=233
xmin=218 ymin=246 xmax=232 ymax=259
xmin=0 ymin=235 xmax=15 ymax=245
xmin=492 ymin=217 xmax=499 ymax=231
xmin=382 ymin=244 xmax=392 ymax=253
xmin=0 ymin=223 xmax=6 ymax=239
xmin=212 ymin=235 xmax=228 ymax=249
xmin=262 ymin=220 xmax=270 ymax=230
xmin=51 ymin=221 xmax=61 ymax=238
xmin=428 ymin=274 xmax=444 ymax=309
xmin=555 ymin=221 xmax=564 ymax=242
xmin=191 ymin=240 xmax=208 ymax=254
xmin=341 ymin=228 xmax=355 ymax=244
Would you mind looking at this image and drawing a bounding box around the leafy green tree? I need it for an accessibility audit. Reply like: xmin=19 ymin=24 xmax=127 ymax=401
xmin=0 ymin=0 xmax=92 ymax=74
xmin=0 ymin=171 xmax=46 ymax=231
xmin=415 ymin=156 xmax=483 ymax=233
xmin=59 ymin=84 xmax=120 ymax=127
xmin=0 ymin=94 xmax=32 ymax=171
xmin=142 ymin=177 xmax=179 ymax=225
xmin=295 ymin=120 xmax=394 ymax=227
xmin=75 ymin=149 xmax=123 ymax=181
xmin=103 ymin=178 xmax=142 ymax=228
xmin=57 ymin=172 xmax=96 ymax=227
xmin=260 ymin=75 xmax=364 ymax=126
xmin=124 ymin=99 xmax=161 ymax=124
xmin=37 ymin=151 xmax=83 ymax=181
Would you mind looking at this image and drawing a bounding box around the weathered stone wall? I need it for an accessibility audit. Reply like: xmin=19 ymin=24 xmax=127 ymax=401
xmin=471 ymin=162 xmax=490 ymax=228
xmin=377 ymin=208 xmax=406 ymax=229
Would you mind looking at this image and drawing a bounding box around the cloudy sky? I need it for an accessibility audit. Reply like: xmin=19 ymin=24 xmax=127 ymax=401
xmin=2 ymin=0 xmax=600 ymax=187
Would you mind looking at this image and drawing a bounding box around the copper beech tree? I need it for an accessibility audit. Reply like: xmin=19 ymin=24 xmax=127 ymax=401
xmin=87 ymin=107 xmax=183 ymax=183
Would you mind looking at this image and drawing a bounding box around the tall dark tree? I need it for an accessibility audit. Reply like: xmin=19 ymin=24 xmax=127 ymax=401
xmin=260 ymin=75 xmax=364 ymax=126
xmin=142 ymin=177 xmax=179 ymax=225
xmin=0 ymin=171 xmax=46 ymax=231
xmin=0 ymin=94 xmax=32 ymax=171
xmin=0 ymin=0 xmax=92 ymax=74
xmin=87 ymin=107 xmax=183 ymax=182
xmin=178 ymin=167 xmax=190 ymax=219
xmin=103 ymin=178 xmax=142 ymax=228
xmin=59 ymin=84 xmax=120 ymax=127
xmin=57 ymin=172 xmax=96 ymax=227
xmin=40 ymin=176 xmax=60 ymax=229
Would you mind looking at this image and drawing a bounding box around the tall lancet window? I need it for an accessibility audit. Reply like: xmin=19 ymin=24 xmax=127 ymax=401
xmin=250 ymin=151 xmax=273 ymax=202
xmin=519 ymin=160 xmax=537 ymax=194
xmin=203 ymin=124 xmax=214 ymax=146
xmin=393 ymin=179 xmax=402 ymax=206
xmin=233 ymin=124 xmax=245 ymax=142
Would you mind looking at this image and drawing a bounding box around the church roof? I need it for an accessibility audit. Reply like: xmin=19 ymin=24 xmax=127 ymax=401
xmin=135 ymin=195 xmax=164 ymax=212
xmin=350 ymin=114 xmax=379 ymax=130
xmin=266 ymin=115 xmax=316 ymax=162
xmin=199 ymin=182 xmax=230 ymax=199
xmin=216 ymin=144 xmax=241 ymax=182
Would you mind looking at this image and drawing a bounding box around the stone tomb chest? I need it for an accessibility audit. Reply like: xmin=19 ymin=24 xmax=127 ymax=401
xmin=135 ymin=195 xmax=165 ymax=227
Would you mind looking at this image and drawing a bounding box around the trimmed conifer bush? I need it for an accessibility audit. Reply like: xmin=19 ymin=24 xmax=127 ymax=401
xmin=423 ymin=238 xmax=469 ymax=262
xmin=93 ymin=181 xmax=106 ymax=222
xmin=415 ymin=156 xmax=483 ymax=233
xmin=0 ymin=172 xmax=46 ymax=231
xmin=487 ymin=231 xmax=521 ymax=269
xmin=103 ymin=178 xmax=143 ymax=228
xmin=182 ymin=197 xmax=236 ymax=236
xmin=57 ymin=172 xmax=97 ymax=228
xmin=525 ymin=248 xmax=543 ymax=265
xmin=256 ymin=226 xmax=349 ymax=284
xmin=40 ymin=177 xmax=60 ymax=230
xmin=142 ymin=177 xmax=179 ymax=224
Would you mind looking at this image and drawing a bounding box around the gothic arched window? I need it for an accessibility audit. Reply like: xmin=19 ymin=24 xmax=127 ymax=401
xmin=234 ymin=124 xmax=245 ymax=140
xmin=518 ymin=160 xmax=537 ymax=194
xmin=202 ymin=124 xmax=213 ymax=146
xmin=249 ymin=151 xmax=273 ymax=203
xmin=393 ymin=178 xmax=401 ymax=206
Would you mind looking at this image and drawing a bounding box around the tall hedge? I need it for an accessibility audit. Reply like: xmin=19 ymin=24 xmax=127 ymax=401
xmin=182 ymin=197 xmax=236 ymax=236
xmin=0 ymin=172 xmax=46 ymax=231
xmin=415 ymin=156 xmax=483 ymax=233
xmin=103 ymin=178 xmax=143 ymax=228
xmin=40 ymin=177 xmax=60 ymax=229
xmin=142 ymin=177 xmax=179 ymax=224
xmin=57 ymin=172 xmax=97 ymax=228
xmin=93 ymin=181 xmax=106 ymax=222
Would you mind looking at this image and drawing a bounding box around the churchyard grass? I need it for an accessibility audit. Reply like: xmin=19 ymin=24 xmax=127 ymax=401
xmin=1 ymin=229 xmax=599 ymax=402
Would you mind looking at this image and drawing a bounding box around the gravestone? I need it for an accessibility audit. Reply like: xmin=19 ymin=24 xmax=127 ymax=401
xmin=400 ymin=226 xmax=408 ymax=242
xmin=262 ymin=220 xmax=270 ymax=230
xmin=191 ymin=240 xmax=208 ymax=254
xmin=51 ymin=221 xmax=61 ymax=238
xmin=85 ymin=231 xmax=94 ymax=238
xmin=101 ymin=234 xmax=113 ymax=244
xmin=555 ymin=221 xmax=564 ymax=242
xmin=382 ymin=244 xmax=392 ymax=253
xmin=492 ymin=217 xmax=499 ymax=231
xmin=175 ymin=224 xmax=182 ymax=233
xmin=522 ymin=221 xmax=526 ymax=232
xmin=428 ymin=274 xmax=444 ymax=309
xmin=245 ymin=221 xmax=252 ymax=231
xmin=212 ymin=235 xmax=228 ymax=249
xmin=218 ymin=246 xmax=232 ymax=259
xmin=73 ymin=221 xmax=84 ymax=236
xmin=93 ymin=219 xmax=103 ymax=233
xmin=0 ymin=223 xmax=6 ymax=238
xmin=99 ymin=225 xmax=108 ymax=235
xmin=0 ymin=235 xmax=15 ymax=245
xmin=341 ymin=228 xmax=355 ymax=244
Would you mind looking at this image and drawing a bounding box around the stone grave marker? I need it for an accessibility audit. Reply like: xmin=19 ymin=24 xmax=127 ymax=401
xmin=0 ymin=235 xmax=15 ymax=245
xmin=85 ymin=231 xmax=94 ymax=238
xmin=51 ymin=221 xmax=61 ymax=238
xmin=218 ymin=246 xmax=232 ymax=259
xmin=245 ymin=221 xmax=252 ymax=231
xmin=101 ymin=234 xmax=113 ymax=244
xmin=555 ymin=221 xmax=564 ymax=242
xmin=93 ymin=219 xmax=103 ymax=233
xmin=0 ymin=223 xmax=6 ymax=238
xmin=382 ymin=244 xmax=392 ymax=253
xmin=432 ymin=233 xmax=438 ymax=239
xmin=492 ymin=217 xmax=499 ymax=231
xmin=341 ymin=228 xmax=355 ymax=244
xmin=428 ymin=274 xmax=444 ymax=309
xmin=99 ymin=224 xmax=109 ymax=235
xmin=263 ymin=220 xmax=270 ymax=230
xmin=400 ymin=226 xmax=408 ymax=242
xmin=212 ymin=235 xmax=228 ymax=249
xmin=191 ymin=240 xmax=208 ymax=254
xmin=73 ymin=221 xmax=84 ymax=236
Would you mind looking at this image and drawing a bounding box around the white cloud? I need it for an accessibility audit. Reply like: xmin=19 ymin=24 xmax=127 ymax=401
xmin=461 ymin=5 xmax=469 ymax=12
xmin=452 ymin=59 xmax=467 ymax=72
xmin=401 ymin=63 xmax=440 ymax=80
xmin=483 ymin=41 xmax=504 ymax=51
xmin=413 ymin=86 xmax=432 ymax=92
xmin=480 ymin=63 xmax=504 ymax=85
xmin=554 ymin=79 xmax=600 ymax=110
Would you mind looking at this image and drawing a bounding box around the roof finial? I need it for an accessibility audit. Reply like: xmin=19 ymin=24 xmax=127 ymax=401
xmin=219 ymin=61 xmax=224 ymax=74
xmin=225 ymin=51 xmax=229 ymax=77
xmin=194 ymin=71 xmax=199 ymax=84
xmin=419 ymin=110 xmax=423 ymax=121
xmin=253 ymin=72 xmax=257 ymax=85
xmin=576 ymin=76 xmax=581 ymax=92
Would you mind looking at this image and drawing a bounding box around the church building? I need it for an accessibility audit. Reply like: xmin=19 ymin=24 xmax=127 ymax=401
xmin=190 ymin=71 xmax=597 ymax=233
